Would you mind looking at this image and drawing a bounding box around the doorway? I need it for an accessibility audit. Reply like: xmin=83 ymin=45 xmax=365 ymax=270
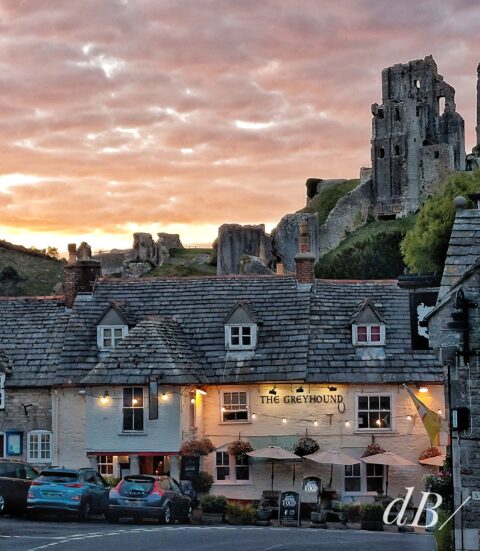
xmin=140 ymin=456 xmax=171 ymax=476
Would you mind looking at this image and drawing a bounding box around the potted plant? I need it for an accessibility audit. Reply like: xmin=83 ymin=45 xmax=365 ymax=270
xmin=342 ymin=502 xmax=361 ymax=524
xmin=293 ymin=437 xmax=320 ymax=457
xmin=227 ymin=440 xmax=253 ymax=461
xmin=192 ymin=471 xmax=214 ymax=494
xmin=200 ymin=495 xmax=227 ymax=524
xmin=362 ymin=443 xmax=386 ymax=458
xmin=180 ymin=437 xmax=216 ymax=456
xmin=360 ymin=503 xmax=385 ymax=531
xmin=226 ymin=502 xmax=256 ymax=525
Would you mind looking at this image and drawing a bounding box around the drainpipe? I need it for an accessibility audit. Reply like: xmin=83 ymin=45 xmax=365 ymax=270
xmin=54 ymin=389 xmax=60 ymax=464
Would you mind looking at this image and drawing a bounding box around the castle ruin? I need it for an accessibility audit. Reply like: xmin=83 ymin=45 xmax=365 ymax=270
xmin=371 ymin=55 xmax=465 ymax=218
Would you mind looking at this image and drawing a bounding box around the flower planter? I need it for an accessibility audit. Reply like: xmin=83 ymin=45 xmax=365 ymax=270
xmin=228 ymin=515 xmax=245 ymax=525
xmin=361 ymin=520 xmax=384 ymax=531
xmin=201 ymin=512 xmax=224 ymax=525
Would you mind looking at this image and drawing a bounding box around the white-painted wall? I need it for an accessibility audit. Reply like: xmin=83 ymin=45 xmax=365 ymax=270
xmin=85 ymin=386 xmax=182 ymax=453
xmin=201 ymin=383 xmax=445 ymax=505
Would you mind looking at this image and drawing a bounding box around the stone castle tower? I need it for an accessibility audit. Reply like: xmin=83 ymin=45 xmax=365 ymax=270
xmin=477 ymin=62 xmax=480 ymax=148
xmin=371 ymin=55 xmax=465 ymax=218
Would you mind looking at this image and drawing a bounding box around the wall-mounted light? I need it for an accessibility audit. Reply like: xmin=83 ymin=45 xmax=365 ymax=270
xmin=282 ymin=418 xmax=287 ymax=424
xmin=328 ymin=386 xmax=337 ymax=392
xmin=190 ymin=397 xmax=195 ymax=404
xmin=221 ymin=406 xmax=226 ymax=412
xmin=406 ymin=415 xmax=412 ymax=421
xmin=196 ymin=387 xmax=207 ymax=396
xmin=268 ymin=387 xmax=277 ymax=395
xmin=252 ymin=413 xmax=256 ymax=420
xmin=100 ymin=390 xmax=110 ymax=406
xmin=161 ymin=392 xmax=168 ymax=402
xmin=313 ymin=420 xmax=318 ymax=426
xmin=437 ymin=409 xmax=442 ymax=415
xmin=296 ymin=386 xmax=304 ymax=393
xmin=345 ymin=420 xmax=350 ymax=427
xmin=417 ymin=385 xmax=429 ymax=393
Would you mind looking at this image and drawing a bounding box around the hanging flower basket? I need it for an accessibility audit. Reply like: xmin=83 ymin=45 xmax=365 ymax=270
xmin=293 ymin=437 xmax=320 ymax=457
xmin=362 ymin=443 xmax=386 ymax=458
xmin=180 ymin=437 xmax=216 ymax=456
xmin=419 ymin=446 xmax=441 ymax=461
xmin=227 ymin=440 xmax=253 ymax=460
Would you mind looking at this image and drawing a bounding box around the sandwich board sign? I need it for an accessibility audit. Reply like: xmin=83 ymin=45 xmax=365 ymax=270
xmin=279 ymin=491 xmax=301 ymax=526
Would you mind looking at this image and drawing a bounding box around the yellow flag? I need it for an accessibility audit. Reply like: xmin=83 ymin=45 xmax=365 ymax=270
xmin=404 ymin=385 xmax=449 ymax=446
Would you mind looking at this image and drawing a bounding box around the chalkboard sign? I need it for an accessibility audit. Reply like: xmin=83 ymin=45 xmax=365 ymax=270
xmin=279 ymin=491 xmax=301 ymax=526
xmin=180 ymin=455 xmax=200 ymax=481
xmin=409 ymin=291 xmax=437 ymax=350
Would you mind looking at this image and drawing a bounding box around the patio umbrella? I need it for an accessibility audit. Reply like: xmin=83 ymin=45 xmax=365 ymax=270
xmin=247 ymin=446 xmax=301 ymax=490
xmin=361 ymin=452 xmax=415 ymax=497
xmin=305 ymin=449 xmax=361 ymax=488
xmin=419 ymin=454 xmax=445 ymax=467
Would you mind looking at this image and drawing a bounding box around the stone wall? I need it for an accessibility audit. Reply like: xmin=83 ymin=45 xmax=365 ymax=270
xmin=318 ymin=179 xmax=374 ymax=257
xmin=0 ymin=388 xmax=51 ymax=466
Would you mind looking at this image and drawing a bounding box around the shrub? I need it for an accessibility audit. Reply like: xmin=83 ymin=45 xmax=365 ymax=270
xmin=180 ymin=437 xmax=216 ymax=456
xmin=192 ymin=471 xmax=214 ymax=493
xmin=360 ymin=503 xmax=384 ymax=522
xmin=424 ymin=471 xmax=453 ymax=508
xmin=401 ymin=170 xmax=480 ymax=272
xmin=201 ymin=495 xmax=227 ymax=514
xmin=225 ymin=502 xmax=243 ymax=517
xmin=103 ymin=476 xmax=121 ymax=488
xmin=434 ymin=507 xmax=453 ymax=551
xmin=342 ymin=502 xmax=362 ymax=521
xmin=240 ymin=505 xmax=256 ymax=524
xmin=293 ymin=437 xmax=320 ymax=457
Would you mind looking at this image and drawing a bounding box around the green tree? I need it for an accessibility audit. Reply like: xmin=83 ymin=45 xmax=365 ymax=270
xmin=401 ymin=171 xmax=480 ymax=272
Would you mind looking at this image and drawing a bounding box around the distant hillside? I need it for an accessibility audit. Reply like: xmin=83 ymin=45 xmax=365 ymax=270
xmin=0 ymin=241 xmax=64 ymax=296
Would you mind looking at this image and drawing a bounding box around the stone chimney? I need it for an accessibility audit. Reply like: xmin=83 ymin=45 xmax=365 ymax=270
xmin=294 ymin=220 xmax=315 ymax=285
xmin=64 ymin=242 xmax=101 ymax=309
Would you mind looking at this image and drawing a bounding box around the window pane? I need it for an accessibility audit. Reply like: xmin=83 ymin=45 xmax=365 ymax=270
xmin=369 ymin=396 xmax=380 ymax=410
xmin=133 ymin=410 xmax=144 ymax=431
xmin=236 ymin=466 xmax=249 ymax=480
xmin=357 ymin=411 xmax=368 ymax=428
xmin=134 ymin=388 xmax=143 ymax=407
xmin=231 ymin=327 xmax=240 ymax=337
xmin=231 ymin=335 xmax=240 ymax=345
xmin=231 ymin=393 xmax=239 ymax=405
xmin=371 ymin=326 xmax=381 ymax=341
xmin=223 ymin=393 xmax=231 ymax=405
xmin=123 ymin=409 xmax=133 ymax=431
xmin=239 ymin=393 xmax=247 ymax=405
xmin=123 ymin=388 xmax=132 ymax=407
xmin=358 ymin=396 xmax=368 ymax=410
xmin=103 ymin=328 xmax=112 ymax=338
xmin=345 ymin=478 xmax=361 ymax=492
xmin=242 ymin=326 xmax=251 ymax=337
xmin=357 ymin=326 xmax=367 ymax=341
xmin=380 ymin=397 xmax=390 ymax=410
xmin=114 ymin=328 xmax=123 ymax=338
xmin=242 ymin=335 xmax=251 ymax=345
xmin=103 ymin=338 xmax=112 ymax=347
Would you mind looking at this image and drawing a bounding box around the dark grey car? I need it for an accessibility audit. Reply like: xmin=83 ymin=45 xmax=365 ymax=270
xmin=0 ymin=459 xmax=38 ymax=515
xmin=108 ymin=475 xmax=192 ymax=524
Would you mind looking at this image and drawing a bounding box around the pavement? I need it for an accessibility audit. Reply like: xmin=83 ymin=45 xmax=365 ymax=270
xmin=0 ymin=515 xmax=436 ymax=551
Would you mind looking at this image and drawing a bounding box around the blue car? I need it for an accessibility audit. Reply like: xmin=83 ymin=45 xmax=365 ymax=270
xmin=27 ymin=467 xmax=109 ymax=521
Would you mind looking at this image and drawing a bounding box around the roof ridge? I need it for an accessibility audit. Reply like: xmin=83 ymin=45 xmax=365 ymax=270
xmin=0 ymin=295 xmax=65 ymax=301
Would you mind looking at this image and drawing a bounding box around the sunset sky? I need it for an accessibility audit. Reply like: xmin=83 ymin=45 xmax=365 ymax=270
xmin=1 ymin=0 xmax=479 ymax=252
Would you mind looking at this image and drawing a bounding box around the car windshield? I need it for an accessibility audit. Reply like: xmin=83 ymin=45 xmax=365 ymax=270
xmin=120 ymin=477 xmax=154 ymax=496
xmin=37 ymin=471 xmax=79 ymax=483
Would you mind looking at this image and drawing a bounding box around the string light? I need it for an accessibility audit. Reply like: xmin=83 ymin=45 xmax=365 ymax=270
xmin=251 ymin=413 xmax=256 ymax=420
xmin=282 ymin=418 xmax=287 ymax=424
xmin=190 ymin=398 xmax=195 ymax=404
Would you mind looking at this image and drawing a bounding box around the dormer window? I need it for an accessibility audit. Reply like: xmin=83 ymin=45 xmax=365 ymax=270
xmin=353 ymin=324 xmax=385 ymax=346
xmin=350 ymin=299 xmax=386 ymax=347
xmin=96 ymin=302 xmax=131 ymax=351
xmin=97 ymin=325 xmax=128 ymax=351
xmin=224 ymin=302 xmax=260 ymax=351
xmin=225 ymin=324 xmax=256 ymax=350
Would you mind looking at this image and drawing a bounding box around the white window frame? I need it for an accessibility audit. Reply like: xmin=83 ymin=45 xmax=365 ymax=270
xmin=355 ymin=393 xmax=393 ymax=432
xmin=343 ymin=463 xmax=385 ymax=496
xmin=97 ymin=325 xmax=128 ymax=351
xmin=214 ymin=449 xmax=251 ymax=485
xmin=225 ymin=324 xmax=257 ymax=350
xmin=352 ymin=323 xmax=385 ymax=346
xmin=97 ymin=455 xmax=114 ymax=476
xmin=27 ymin=430 xmax=53 ymax=463
xmin=122 ymin=387 xmax=145 ymax=433
xmin=220 ymin=390 xmax=250 ymax=424
xmin=0 ymin=373 xmax=5 ymax=410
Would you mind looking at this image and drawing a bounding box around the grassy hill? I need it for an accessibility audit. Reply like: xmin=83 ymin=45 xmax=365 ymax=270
xmin=316 ymin=216 xmax=417 ymax=279
xmin=0 ymin=241 xmax=63 ymax=296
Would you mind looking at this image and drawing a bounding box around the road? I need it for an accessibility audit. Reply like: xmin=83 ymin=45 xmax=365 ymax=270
xmin=0 ymin=516 xmax=436 ymax=551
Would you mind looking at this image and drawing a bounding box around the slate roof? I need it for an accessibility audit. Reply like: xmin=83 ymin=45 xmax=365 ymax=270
xmin=0 ymin=349 xmax=12 ymax=374
xmin=308 ymin=281 xmax=442 ymax=383
xmin=81 ymin=319 xmax=206 ymax=385
xmin=439 ymin=209 xmax=480 ymax=298
xmin=56 ymin=275 xmax=442 ymax=387
xmin=0 ymin=297 xmax=68 ymax=386
xmin=57 ymin=276 xmax=311 ymax=385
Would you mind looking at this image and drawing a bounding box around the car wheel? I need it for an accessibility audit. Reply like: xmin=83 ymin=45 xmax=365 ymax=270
xmin=0 ymin=496 xmax=5 ymax=515
xmin=78 ymin=500 xmax=91 ymax=522
xmin=161 ymin=503 xmax=172 ymax=524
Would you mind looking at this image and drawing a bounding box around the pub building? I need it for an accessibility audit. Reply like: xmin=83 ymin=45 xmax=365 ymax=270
xmin=0 ymin=230 xmax=444 ymax=507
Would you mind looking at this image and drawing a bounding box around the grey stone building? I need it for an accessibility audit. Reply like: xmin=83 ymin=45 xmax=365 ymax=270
xmin=371 ymin=55 xmax=465 ymax=218
xmin=427 ymin=196 xmax=480 ymax=550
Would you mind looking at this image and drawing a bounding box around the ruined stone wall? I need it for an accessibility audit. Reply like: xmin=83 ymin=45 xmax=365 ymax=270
xmin=216 ymin=224 xmax=273 ymax=275
xmin=372 ymin=56 xmax=465 ymax=218
xmin=418 ymin=144 xmax=455 ymax=207
xmin=271 ymin=213 xmax=318 ymax=273
xmin=318 ymin=179 xmax=374 ymax=257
